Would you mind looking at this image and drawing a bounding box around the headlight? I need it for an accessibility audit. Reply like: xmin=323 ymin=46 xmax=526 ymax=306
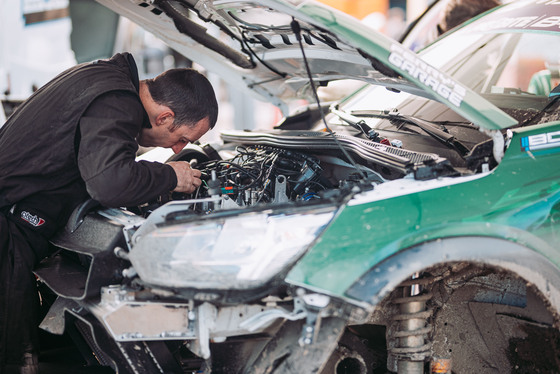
xmin=128 ymin=207 xmax=336 ymax=290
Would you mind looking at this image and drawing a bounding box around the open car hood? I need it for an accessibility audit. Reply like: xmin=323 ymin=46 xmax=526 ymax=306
xmin=97 ymin=0 xmax=516 ymax=130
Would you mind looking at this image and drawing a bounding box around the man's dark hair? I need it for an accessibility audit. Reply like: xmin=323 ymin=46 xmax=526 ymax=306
xmin=145 ymin=68 xmax=218 ymax=129
xmin=439 ymin=0 xmax=500 ymax=35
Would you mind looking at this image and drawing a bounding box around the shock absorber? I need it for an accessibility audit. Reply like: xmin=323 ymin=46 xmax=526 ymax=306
xmin=389 ymin=273 xmax=434 ymax=374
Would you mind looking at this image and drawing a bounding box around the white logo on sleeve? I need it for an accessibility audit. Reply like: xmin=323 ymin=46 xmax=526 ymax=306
xmin=20 ymin=211 xmax=46 ymax=227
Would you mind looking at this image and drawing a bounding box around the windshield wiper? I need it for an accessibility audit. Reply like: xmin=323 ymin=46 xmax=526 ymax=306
xmin=330 ymin=106 xmax=470 ymax=156
xmin=330 ymin=106 xmax=382 ymax=142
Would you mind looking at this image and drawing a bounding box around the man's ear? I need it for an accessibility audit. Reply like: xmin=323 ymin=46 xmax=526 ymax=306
xmin=155 ymin=110 xmax=175 ymax=127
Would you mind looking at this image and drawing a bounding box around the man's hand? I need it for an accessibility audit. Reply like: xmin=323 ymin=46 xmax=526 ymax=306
xmin=167 ymin=161 xmax=202 ymax=193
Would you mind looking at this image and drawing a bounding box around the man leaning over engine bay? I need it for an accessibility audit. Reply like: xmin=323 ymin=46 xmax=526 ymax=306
xmin=0 ymin=52 xmax=218 ymax=373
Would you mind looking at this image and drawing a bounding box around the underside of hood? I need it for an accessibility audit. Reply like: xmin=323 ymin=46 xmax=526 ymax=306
xmin=96 ymin=0 xmax=516 ymax=130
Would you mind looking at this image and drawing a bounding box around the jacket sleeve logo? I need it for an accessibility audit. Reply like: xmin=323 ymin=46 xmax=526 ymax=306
xmin=20 ymin=211 xmax=46 ymax=227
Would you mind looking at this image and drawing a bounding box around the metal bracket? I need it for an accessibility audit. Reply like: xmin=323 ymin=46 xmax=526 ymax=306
xmin=194 ymin=302 xmax=217 ymax=359
xmin=238 ymin=305 xmax=306 ymax=332
xmin=297 ymin=293 xmax=331 ymax=346
xmin=274 ymin=174 xmax=289 ymax=203
xmin=480 ymin=128 xmax=505 ymax=163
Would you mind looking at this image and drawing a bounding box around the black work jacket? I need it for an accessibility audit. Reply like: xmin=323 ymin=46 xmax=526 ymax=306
xmin=0 ymin=53 xmax=176 ymax=235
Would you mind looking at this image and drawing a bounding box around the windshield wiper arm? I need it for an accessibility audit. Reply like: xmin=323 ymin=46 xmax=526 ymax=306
xmin=330 ymin=106 xmax=381 ymax=142
xmin=334 ymin=107 xmax=470 ymax=156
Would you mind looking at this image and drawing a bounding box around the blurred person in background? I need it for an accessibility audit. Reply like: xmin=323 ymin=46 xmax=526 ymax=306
xmin=437 ymin=0 xmax=501 ymax=35
xmin=529 ymin=59 xmax=560 ymax=96
xmin=403 ymin=0 xmax=501 ymax=52
xmin=385 ymin=7 xmax=407 ymax=40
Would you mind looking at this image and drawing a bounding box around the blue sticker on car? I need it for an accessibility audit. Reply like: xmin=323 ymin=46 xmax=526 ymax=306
xmin=521 ymin=131 xmax=560 ymax=151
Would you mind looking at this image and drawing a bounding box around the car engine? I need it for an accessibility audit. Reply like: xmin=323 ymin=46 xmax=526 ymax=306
xmin=149 ymin=125 xmax=459 ymax=216
xmin=168 ymin=143 xmax=377 ymax=214
xmin=196 ymin=145 xmax=329 ymax=203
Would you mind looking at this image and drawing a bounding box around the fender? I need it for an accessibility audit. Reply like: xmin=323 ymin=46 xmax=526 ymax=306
xmin=345 ymin=236 xmax=560 ymax=315
xmin=34 ymin=206 xmax=140 ymax=300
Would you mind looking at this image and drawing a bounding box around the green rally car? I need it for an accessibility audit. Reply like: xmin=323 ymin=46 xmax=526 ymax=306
xmin=36 ymin=0 xmax=560 ymax=372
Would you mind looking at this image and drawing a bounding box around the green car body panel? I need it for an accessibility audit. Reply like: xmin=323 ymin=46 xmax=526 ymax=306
xmin=287 ymin=121 xmax=560 ymax=298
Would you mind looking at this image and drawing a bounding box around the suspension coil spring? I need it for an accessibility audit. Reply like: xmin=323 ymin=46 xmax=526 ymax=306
xmin=389 ymin=275 xmax=435 ymax=374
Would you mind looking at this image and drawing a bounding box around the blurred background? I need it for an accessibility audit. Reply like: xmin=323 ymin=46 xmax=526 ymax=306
xmin=0 ymin=0 xmax=476 ymax=142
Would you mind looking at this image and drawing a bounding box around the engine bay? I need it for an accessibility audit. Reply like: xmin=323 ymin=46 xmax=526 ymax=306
xmin=195 ymin=146 xmax=332 ymax=204
xmin=148 ymin=127 xmax=467 ymax=216
xmin=169 ymin=144 xmax=369 ymax=214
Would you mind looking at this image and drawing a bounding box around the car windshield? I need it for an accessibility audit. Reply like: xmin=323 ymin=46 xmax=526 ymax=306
xmin=340 ymin=30 xmax=558 ymax=123
xmin=422 ymin=32 xmax=559 ymax=96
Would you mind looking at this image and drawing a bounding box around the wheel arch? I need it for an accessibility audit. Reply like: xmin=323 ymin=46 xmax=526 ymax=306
xmin=345 ymin=236 xmax=560 ymax=320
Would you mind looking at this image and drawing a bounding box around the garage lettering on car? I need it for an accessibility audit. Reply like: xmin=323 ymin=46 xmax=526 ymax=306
xmin=388 ymin=44 xmax=466 ymax=107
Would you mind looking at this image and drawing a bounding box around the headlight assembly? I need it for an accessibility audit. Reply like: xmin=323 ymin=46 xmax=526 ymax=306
xmin=128 ymin=207 xmax=336 ymax=290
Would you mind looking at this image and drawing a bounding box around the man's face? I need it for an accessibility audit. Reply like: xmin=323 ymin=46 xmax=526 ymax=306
xmin=138 ymin=117 xmax=211 ymax=154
